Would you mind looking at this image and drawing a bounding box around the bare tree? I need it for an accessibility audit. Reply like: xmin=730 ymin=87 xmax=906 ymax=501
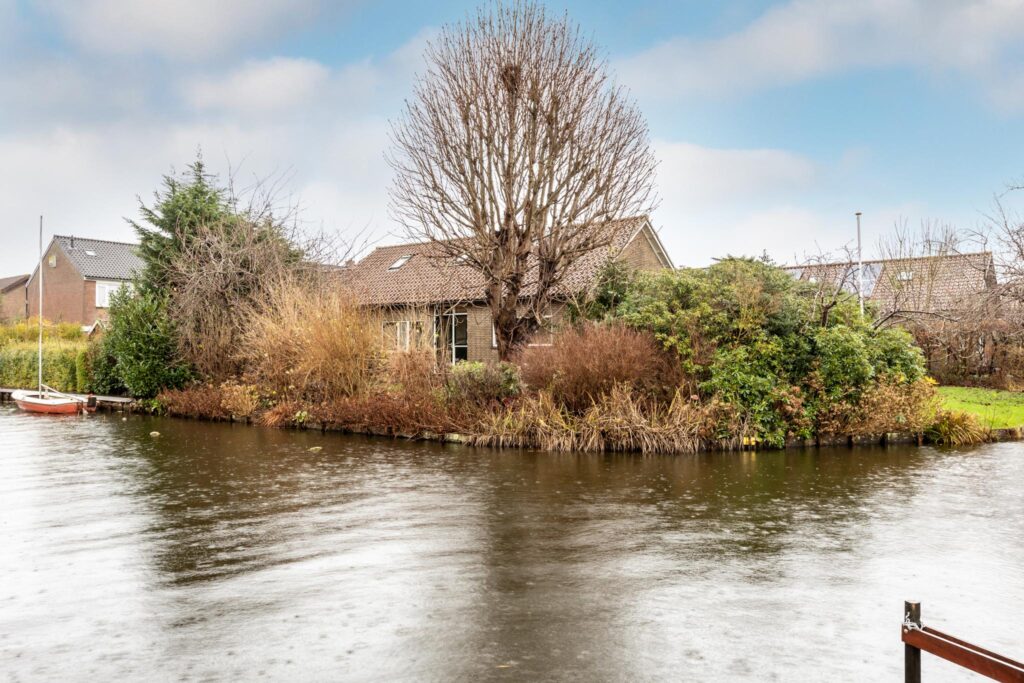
xmin=388 ymin=1 xmax=657 ymax=360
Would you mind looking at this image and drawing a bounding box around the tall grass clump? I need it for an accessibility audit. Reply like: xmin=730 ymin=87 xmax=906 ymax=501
xmin=926 ymin=410 xmax=989 ymax=446
xmin=238 ymin=277 xmax=383 ymax=401
xmin=516 ymin=322 xmax=678 ymax=411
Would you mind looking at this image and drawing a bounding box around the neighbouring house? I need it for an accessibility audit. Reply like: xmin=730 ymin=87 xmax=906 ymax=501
xmin=0 ymin=274 xmax=29 ymax=322
xmin=26 ymin=235 xmax=143 ymax=328
xmin=344 ymin=216 xmax=674 ymax=363
xmin=784 ymin=252 xmax=998 ymax=320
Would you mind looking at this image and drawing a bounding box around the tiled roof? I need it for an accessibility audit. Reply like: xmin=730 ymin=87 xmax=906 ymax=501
xmin=54 ymin=235 xmax=143 ymax=281
xmin=784 ymin=252 xmax=996 ymax=312
xmin=346 ymin=216 xmax=653 ymax=306
xmin=0 ymin=274 xmax=28 ymax=293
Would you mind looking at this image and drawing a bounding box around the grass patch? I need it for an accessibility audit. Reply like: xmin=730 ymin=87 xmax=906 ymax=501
xmin=938 ymin=386 xmax=1024 ymax=429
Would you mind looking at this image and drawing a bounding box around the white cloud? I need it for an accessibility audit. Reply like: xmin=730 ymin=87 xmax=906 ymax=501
xmin=0 ymin=29 xmax=431 ymax=275
xmin=183 ymin=58 xmax=331 ymax=113
xmin=656 ymin=140 xmax=818 ymax=208
xmin=617 ymin=0 xmax=1024 ymax=106
xmin=38 ymin=0 xmax=331 ymax=59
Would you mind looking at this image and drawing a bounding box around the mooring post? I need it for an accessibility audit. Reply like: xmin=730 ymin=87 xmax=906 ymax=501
xmin=905 ymin=600 xmax=921 ymax=683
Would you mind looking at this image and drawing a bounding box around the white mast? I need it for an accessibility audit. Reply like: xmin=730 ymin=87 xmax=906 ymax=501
xmin=38 ymin=215 xmax=44 ymax=394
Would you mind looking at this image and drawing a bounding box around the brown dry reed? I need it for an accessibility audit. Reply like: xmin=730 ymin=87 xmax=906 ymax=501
xmin=238 ymin=276 xmax=383 ymax=402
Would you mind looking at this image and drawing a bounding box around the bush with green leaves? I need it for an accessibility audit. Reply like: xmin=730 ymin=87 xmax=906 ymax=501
xmin=590 ymin=257 xmax=929 ymax=444
xmin=446 ymin=361 xmax=521 ymax=406
xmin=102 ymin=288 xmax=191 ymax=398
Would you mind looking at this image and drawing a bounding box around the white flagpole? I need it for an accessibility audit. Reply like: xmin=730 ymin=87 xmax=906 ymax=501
xmin=38 ymin=215 xmax=44 ymax=394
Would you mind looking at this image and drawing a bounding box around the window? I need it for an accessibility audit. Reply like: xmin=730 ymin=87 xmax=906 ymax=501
xmin=389 ymin=255 xmax=413 ymax=270
xmin=436 ymin=312 xmax=468 ymax=363
xmin=47 ymin=254 xmax=56 ymax=268
xmin=84 ymin=250 xmax=97 ymax=257
xmin=897 ymin=271 xmax=914 ymax=282
xmin=95 ymin=281 xmax=128 ymax=308
xmin=383 ymin=320 xmax=411 ymax=351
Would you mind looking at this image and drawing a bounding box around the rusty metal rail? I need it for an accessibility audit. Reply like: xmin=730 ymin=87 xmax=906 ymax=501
xmin=903 ymin=600 xmax=1024 ymax=682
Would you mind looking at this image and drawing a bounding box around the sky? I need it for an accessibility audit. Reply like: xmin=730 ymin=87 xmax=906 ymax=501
xmin=1 ymin=0 xmax=1023 ymax=275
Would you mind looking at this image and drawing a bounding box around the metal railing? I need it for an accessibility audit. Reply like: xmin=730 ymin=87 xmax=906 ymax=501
xmin=903 ymin=600 xmax=1024 ymax=682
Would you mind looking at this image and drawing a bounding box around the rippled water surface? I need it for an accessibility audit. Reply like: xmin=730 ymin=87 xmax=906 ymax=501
xmin=1 ymin=406 xmax=1023 ymax=681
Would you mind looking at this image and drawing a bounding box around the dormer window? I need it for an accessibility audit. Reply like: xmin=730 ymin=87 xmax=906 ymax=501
xmin=389 ymin=255 xmax=412 ymax=270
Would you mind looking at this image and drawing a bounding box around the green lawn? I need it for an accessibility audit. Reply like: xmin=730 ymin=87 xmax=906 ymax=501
xmin=938 ymin=386 xmax=1024 ymax=429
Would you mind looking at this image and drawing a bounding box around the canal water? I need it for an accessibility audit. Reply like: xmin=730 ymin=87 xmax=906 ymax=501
xmin=1 ymin=406 xmax=1022 ymax=681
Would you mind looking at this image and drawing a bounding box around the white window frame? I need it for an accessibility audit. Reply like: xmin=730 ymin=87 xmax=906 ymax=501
xmin=95 ymin=280 xmax=128 ymax=308
xmin=388 ymin=255 xmax=413 ymax=270
xmin=383 ymin=320 xmax=411 ymax=351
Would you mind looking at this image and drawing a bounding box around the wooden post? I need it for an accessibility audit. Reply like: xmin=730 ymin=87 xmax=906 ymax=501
xmin=905 ymin=600 xmax=922 ymax=683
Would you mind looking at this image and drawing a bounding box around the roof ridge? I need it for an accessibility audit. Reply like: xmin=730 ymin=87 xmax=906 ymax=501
xmin=54 ymin=234 xmax=139 ymax=247
xmin=785 ymin=251 xmax=993 ymax=269
xmin=365 ymin=216 xmax=649 ymax=254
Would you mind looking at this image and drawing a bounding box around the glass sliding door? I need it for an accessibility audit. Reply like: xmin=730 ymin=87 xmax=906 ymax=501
xmin=434 ymin=312 xmax=468 ymax=363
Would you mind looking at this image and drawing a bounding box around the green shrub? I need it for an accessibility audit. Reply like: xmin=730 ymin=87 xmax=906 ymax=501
xmin=869 ymin=326 xmax=926 ymax=382
xmin=0 ymin=340 xmax=85 ymax=392
xmin=814 ymin=325 xmax=875 ymax=398
xmin=88 ymin=340 xmax=124 ymax=396
xmin=104 ymin=289 xmax=191 ymax=398
xmin=447 ymin=361 xmax=521 ymax=406
xmin=74 ymin=348 xmax=91 ymax=393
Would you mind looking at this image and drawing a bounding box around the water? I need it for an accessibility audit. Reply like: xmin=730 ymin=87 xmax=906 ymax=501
xmin=1 ymin=406 xmax=1022 ymax=682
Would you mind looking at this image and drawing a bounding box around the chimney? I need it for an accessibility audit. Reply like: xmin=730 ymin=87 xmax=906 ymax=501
xmin=70 ymin=235 xmax=75 ymax=248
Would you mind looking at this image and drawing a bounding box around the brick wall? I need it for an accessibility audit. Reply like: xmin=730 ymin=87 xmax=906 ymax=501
xmin=1 ymin=287 xmax=27 ymax=322
xmin=27 ymin=243 xmax=89 ymax=324
xmin=617 ymin=224 xmax=670 ymax=271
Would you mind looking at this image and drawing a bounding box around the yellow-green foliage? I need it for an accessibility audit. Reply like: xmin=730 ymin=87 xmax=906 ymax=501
xmin=0 ymin=318 xmax=84 ymax=346
xmin=927 ymin=409 xmax=989 ymax=447
xmin=0 ymin=340 xmax=88 ymax=392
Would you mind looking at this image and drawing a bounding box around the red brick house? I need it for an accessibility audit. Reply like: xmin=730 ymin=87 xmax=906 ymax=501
xmin=26 ymin=235 xmax=143 ymax=328
xmin=345 ymin=216 xmax=673 ymax=363
xmin=0 ymin=274 xmax=29 ymax=322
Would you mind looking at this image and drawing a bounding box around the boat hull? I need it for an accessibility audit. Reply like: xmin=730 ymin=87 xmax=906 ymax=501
xmin=12 ymin=391 xmax=83 ymax=415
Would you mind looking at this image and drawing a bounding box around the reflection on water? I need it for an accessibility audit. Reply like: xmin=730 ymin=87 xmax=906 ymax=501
xmin=1 ymin=406 xmax=1022 ymax=681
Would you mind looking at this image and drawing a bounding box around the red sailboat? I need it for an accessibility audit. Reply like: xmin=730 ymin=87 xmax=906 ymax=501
xmin=15 ymin=216 xmax=88 ymax=415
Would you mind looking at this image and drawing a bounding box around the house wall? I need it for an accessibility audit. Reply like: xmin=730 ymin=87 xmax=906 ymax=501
xmin=618 ymin=224 xmax=669 ymax=272
xmin=26 ymin=242 xmax=94 ymax=324
xmin=1 ymin=287 xmax=27 ymax=322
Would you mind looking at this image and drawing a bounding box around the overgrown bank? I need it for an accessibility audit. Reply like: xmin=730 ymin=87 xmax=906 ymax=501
xmin=0 ymin=161 xmax=997 ymax=452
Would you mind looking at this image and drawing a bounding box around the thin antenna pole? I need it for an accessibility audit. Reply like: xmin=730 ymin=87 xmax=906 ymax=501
xmin=38 ymin=215 xmax=43 ymax=394
xmin=856 ymin=212 xmax=864 ymax=318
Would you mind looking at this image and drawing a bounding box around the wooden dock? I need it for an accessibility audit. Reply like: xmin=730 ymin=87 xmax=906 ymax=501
xmin=0 ymin=388 xmax=135 ymax=411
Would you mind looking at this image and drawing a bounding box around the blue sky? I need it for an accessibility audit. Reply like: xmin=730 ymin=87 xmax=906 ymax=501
xmin=1 ymin=0 xmax=1023 ymax=275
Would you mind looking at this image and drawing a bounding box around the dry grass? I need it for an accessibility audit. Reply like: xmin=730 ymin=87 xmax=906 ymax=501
xmin=516 ymin=322 xmax=682 ymax=411
xmin=158 ymin=384 xmax=230 ymax=420
xmin=220 ymin=381 xmax=261 ymax=419
xmin=238 ymin=277 xmax=384 ymax=401
xmin=469 ymin=385 xmax=733 ymax=454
